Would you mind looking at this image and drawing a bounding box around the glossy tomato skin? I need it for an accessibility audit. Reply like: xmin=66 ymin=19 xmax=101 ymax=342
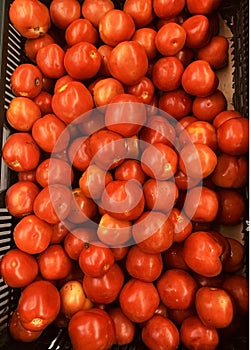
xmin=81 ymin=0 xmax=114 ymax=28
xmin=155 ymin=22 xmax=186 ymax=56
xmin=119 ymin=278 xmax=160 ymax=323
xmin=36 ymin=43 xmax=66 ymax=79
xmin=68 ymin=308 xmax=115 ymax=350
xmin=93 ymin=77 xmax=124 ymax=107
xmin=153 ymin=0 xmax=185 ymax=19
xmin=2 ymin=132 xmax=41 ymax=172
xmin=108 ymin=307 xmax=135 ymax=346
xmin=17 ymin=280 xmax=61 ymax=331
xmin=64 ymin=228 xmax=97 ymax=260
xmin=132 ymin=27 xmax=157 ymax=60
xmin=180 ymin=315 xmax=219 ymax=350
xmin=9 ymin=310 xmax=43 ymax=343
xmin=49 ymin=0 xmax=81 ymax=30
xmin=68 ymin=136 xmax=92 ymax=172
xmin=5 ymin=181 xmax=40 ymax=217
xmin=186 ymin=0 xmax=222 ymax=15
xmin=13 ymin=214 xmax=52 ymax=254
xmin=0 ymin=249 xmax=38 ymax=288
xmin=222 ymin=275 xmax=249 ymax=315
xmin=123 ymin=0 xmax=154 ymax=27
xmin=67 ymin=188 xmax=97 ymax=224
xmin=197 ymin=35 xmax=229 ymax=70
xmin=11 ymin=63 xmax=43 ymax=98
xmin=182 ymin=15 xmax=211 ymax=48
xmin=142 ymin=314 xmax=180 ymax=350
xmin=169 ymin=208 xmax=193 ymax=243
xmin=115 ymin=159 xmax=147 ymax=185
xmin=152 ymin=56 xmax=184 ymax=91
xmin=66 ymin=18 xmax=98 ymax=47
xmin=125 ymin=76 xmax=155 ymax=104
xmin=158 ymin=89 xmax=192 ymax=120
xmin=222 ymin=237 xmax=246 ymax=273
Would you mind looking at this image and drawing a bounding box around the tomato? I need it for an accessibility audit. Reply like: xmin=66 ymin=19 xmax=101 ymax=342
xmin=141 ymin=143 xmax=178 ymax=180
xmin=192 ymin=89 xmax=227 ymax=121
xmin=152 ymin=56 xmax=184 ymax=91
xmin=111 ymin=246 xmax=129 ymax=260
xmin=37 ymin=244 xmax=72 ymax=280
xmin=115 ymin=159 xmax=146 ymax=185
xmin=158 ymin=89 xmax=192 ymax=120
xmin=123 ymin=0 xmax=154 ymax=27
xmin=88 ymin=129 xmax=126 ymax=170
xmin=13 ymin=214 xmax=52 ymax=254
xmin=180 ymin=315 xmax=219 ymax=350
xmin=162 ymin=242 xmax=190 ymax=271
xmin=197 ymin=35 xmax=229 ymax=70
xmin=211 ymin=153 xmax=248 ymax=188
xmin=92 ymin=78 xmax=124 ymax=107
xmin=33 ymin=91 xmax=53 ymax=115
xmin=97 ymin=213 xmax=132 ymax=246
xmin=99 ymin=9 xmax=135 ymax=46
xmin=119 ymin=278 xmax=160 ymax=323
xmin=52 ymin=81 xmax=94 ymax=124
xmin=64 ymin=42 xmax=102 ymax=80
xmin=132 ymin=211 xmax=174 ymax=253
xmin=83 ymin=262 xmax=124 ymax=304
xmin=216 ymin=189 xmax=246 ymax=225
xmin=59 ymin=280 xmax=87 ymax=319
xmin=24 ymin=33 xmax=55 ymax=62
xmin=142 ymin=314 xmax=180 ymax=350
xmin=36 ymin=43 xmax=66 ymax=79
xmin=132 ymin=27 xmax=157 ymax=60
xmin=213 ymin=109 xmax=242 ymax=128
xmin=126 ymin=245 xmax=163 ymax=282
xmin=67 ymin=188 xmax=97 ymax=224
xmin=68 ymin=136 xmax=92 ymax=172
xmin=153 ymin=0 xmax=185 ymax=19
xmin=18 ymin=170 xmax=37 ymax=183
xmin=64 ymin=228 xmax=97 ymax=260
xmin=169 ymin=208 xmax=193 ymax=243
xmin=155 ymin=22 xmax=186 ymax=56
xmin=179 ymin=143 xmax=217 ymax=179
xmin=81 ymin=0 xmax=114 ymax=28
xmin=182 ymin=60 xmax=218 ymax=97
xmin=49 ymin=0 xmax=80 ymax=30
xmin=175 ymin=47 xmax=194 ymax=67
xmin=222 ymin=275 xmax=249 ymax=315
xmin=182 ymin=15 xmax=211 ymax=48
xmin=9 ymin=310 xmax=43 ymax=343
xmin=9 ymin=0 xmax=51 ymax=39
xmin=0 ymin=249 xmax=38 ymax=288
xmin=143 ymin=179 xmax=178 ymax=213
xmin=125 ymin=76 xmax=155 ymax=104
xmin=195 ymin=286 xmax=234 ymax=328
xmin=217 ymin=117 xmax=249 ymax=155
xmin=183 ymin=231 xmax=223 ymax=277
xmin=98 ymin=45 xmax=113 ymax=76
xmin=186 ymin=0 xmax=222 ymax=15
xmin=17 ymin=280 xmax=61 ymax=331
xmin=108 ymin=307 xmax=135 ymax=346
xmin=50 ymin=221 xmax=69 ymax=244
xmin=32 ymin=113 xmax=70 ymax=153
xmin=66 ymin=19 xmax=98 ymax=47
xmin=68 ymin=308 xmax=115 ymax=350
xmin=108 ymin=41 xmax=148 ymax=86
xmin=33 ymin=184 xmax=72 ymax=224
xmin=223 ymin=237 xmax=245 ymax=273
xmin=2 ymin=132 xmax=41 ymax=172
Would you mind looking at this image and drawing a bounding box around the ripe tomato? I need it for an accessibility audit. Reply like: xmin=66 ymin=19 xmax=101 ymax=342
xmin=64 ymin=228 xmax=97 ymax=260
xmin=158 ymin=89 xmax=192 ymax=120
xmin=152 ymin=56 xmax=184 ymax=91
xmin=2 ymin=132 xmax=41 ymax=172
xmin=162 ymin=242 xmax=190 ymax=271
xmin=213 ymin=109 xmax=242 ymax=128
xmin=216 ymin=189 xmax=246 ymax=225
xmin=98 ymin=44 xmax=113 ymax=76
xmin=108 ymin=307 xmax=135 ymax=346
xmin=67 ymin=188 xmax=97 ymax=224
xmin=182 ymin=15 xmax=211 ymax=48
xmin=33 ymin=91 xmax=53 ymax=115
xmin=195 ymin=286 xmax=234 ymax=328
xmin=186 ymin=0 xmax=222 ymax=15
xmin=155 ymin=22 xmax=186 ymax=56
xmin=169 ymin=208 xmax=193 ymax=242
xmin=81 ymin=0 xmax=114 ymax=28
xmin=68 ymin=308 xmax=115 ymax=350
xmin=132 ymin=27 xmax=157 ymax=60
xmin=93 ymin=78 xmax=124 ymax=107
xmin=197 ymin=35 xmax=229 ymax=69
xmin=17 ymin=280 xmax=61 ymax=331
xmin=192 ymin=89 xmax=227 ymax=121
xmin=223 ymin=237 xmax=245 ymax=273
xmin=68 ymin=136 xmax=92 ymax=172
xmin=119 ymin=278 xmax=160 ymax=323
xmin=9 ymin=310 xmax=43 ymax=343
xmin=142 ymin=314 xmax=180 ymax=350
xmin=182 ymin=60 xmax=218 ymax=97
xmin=125 ymin=76 xmax=155 ymax=104
xmin=49 ymin=0 xmax=81 ymax=30
xmin=9 ymin=0 xmax=51 ymax=39
xmin=153 ymin=0 xmax=185 ymax=19
xmin=123 ymin=0 xmax=154 ymax=27
xmin=50 ymin=221 xmax=69 ymax=244
xmin=64 ymin=42 xmax=102 ymax=80
xmin=180 ymin=315 xmax=219 ymax=349
xmin=222 ymin=275 xmax=249 ymax=315
xmin=24 ymin=33 xmax=55 ymax=62
xmin=115 ymin=159 xmax=147 ymax=184
xmin=0 ymin=249 xmax=38 ymax=288
xmin=108 ymin=41 xmax=148 ymax=85
xmin=36 ymin=43 xmax=66 ymax=79
xmin=99 ymin=9 xmax=135 ymax=46
xmin=13 ymin=214 xmax=52 ymax=254
xmin=175 ymin=46 xmax=194 ymax=67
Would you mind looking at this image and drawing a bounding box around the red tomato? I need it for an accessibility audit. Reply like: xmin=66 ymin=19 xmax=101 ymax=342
xmin=123 ymin=0 xmax=154 ymax=27
xmin=186 ymin=0 xmax=222 ymax=15
xmin=81 ymin=0 xmax=114 ymax=28
xmin=50 ymin=221 xmax=69 ymax=244
xmin=182 ymin=15 xmax=211 ymax=48
xmin=33 ymin=91 xmax=53 ymax=116
xmin=158 ymin=89 xmax=192 ymax=120
xmin=5 ymin=181 xmax=40 ymax=217
xmin=108 ymin=307 xmax=135 ymax=346
xmin=32 ymin=113 xmax=70 ymax=153
xmin=17 ymin=280 xmax=61 ymax=331
xmin=132 ymin=27 xmax=157 ymax=60
xmin=125 ymin=76 xmax=155 ymax=104
xmin=126 ymin=245 xmax=163 ymax=282
xmin=183 ymin=231 xmax=223 ymax=277
xmin=51 ymin=81 xmax=94 ymax=124
xmin=222 ymin=275 xmax=249 ymax=315
xmin=68 ymin=136 xmax=92 ymax=172
xmin=0 ymin=249 xmax=38 ymax=288
xmin=65 ymin=18 xmax=98 ymax=46
xmin=13 ymin=214 xmax=52 ymax=254
xmin=24 ymin=33 xmax=55 ymax=62
xmin=162 ymin=242 xmax=190 ymax=271
xmin=9 ymin=0 xmax=51 ymax=39
xmin=195 ymin=286 xmax=234 ymax=328
xmin=213 ymin=109 xmax=242 ymax=128
xmin=119 ymin=278 xmax=160 ymax=323
xmin=49 ymin=0 xmax=81 ymax=30
xmin=217 ymin=117 xmax=249 ymax=155
xmin=108 ymin=41 xmax=148 ymax=85
xmin=216 ymin=189 xmax=246 ymax=225
xmin=111 ymin=246 xmax=129 ymax=260
xmin=37 ymin=244 xmax=73 ymax=280
xmin=83 ymin=262 xmax=124 ymax=304
xmin=157 ymin=268 xmax=197 ymax=310
xmin=36 ymin=43 xmax=66 ymax=79
xmin=155 ymin=22 xmax=186 ymax=56
xmin=142 ymin=314 xmax=180 ymax=350
xmin=153 ymin=0 xmax=185 ymax=19
xmin=132 ymin=211 xmax=174 ymax=253
xmin=197 ymin=35 xmax=229 ymax=69
xmin=9 ymin=310 xmax=42 ymax=343
xmin=192 ymin=89 xmax=227 ymax=121
xmin=182 ymin=60 xmax=218 ymax=97
xmin=2 ymin=132 xmax=41 ymax=172
xmin=64 ymin=42 xmax=102 ymax=80
xmin=152 ymin=56 xmax=184 ymax=91
xmin=18 ymin=170 xmax=37 ymax=183
xmin=64 ymin=228 xmax=97 ymax=260
xmin=68 ymin=308 xmax=115 ymax=350
xmin=93 ymin=78 xmax=124 ymax=107
xmin=10 ymin=63 xmax=42 ymax=98
xmin=98 ymin=44 xmax=113 ymax=76
xmin=175 ymin=47 xmax=194 ymax=67
xmin=115 ymin=159 xmax=147 ymax=185
xmin=67 ymin=188 xmax=97 ymax=224
xmin=223 ymin=238 xmax=245 ymax=273
xmin=180 ymin=315 xmax=219 ymax=349
xmin=169 ymin=208 xmax=193 ymax=242
xmin=99 ymin=9 xmax=135 ymax=46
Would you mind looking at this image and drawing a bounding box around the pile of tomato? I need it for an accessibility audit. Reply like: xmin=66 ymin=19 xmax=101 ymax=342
xmin=0 ymin=0 xmax=249 ymax=349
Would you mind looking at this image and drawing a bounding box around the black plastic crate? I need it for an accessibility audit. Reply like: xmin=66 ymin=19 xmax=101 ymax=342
xmin=0 ymin=0 xmax=249 ymax=349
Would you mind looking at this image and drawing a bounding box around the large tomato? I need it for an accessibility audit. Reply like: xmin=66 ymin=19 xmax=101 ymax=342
xmin=108 ymin=307 xmax=135 ymax=346
xmin=36 ymin=43 xmax=66 ymax=79
xmin=123 ymin=0 xmax=154 ymax=27
xmin=155 ymin=22 xmax=186 ymax=56
xmin=49 ymin=0 xmax=81 ymax=30
xmin=182 ymin=15 xmax=211 ymax=48
xmin=152 ymin=56 xmax=184 ymax=91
